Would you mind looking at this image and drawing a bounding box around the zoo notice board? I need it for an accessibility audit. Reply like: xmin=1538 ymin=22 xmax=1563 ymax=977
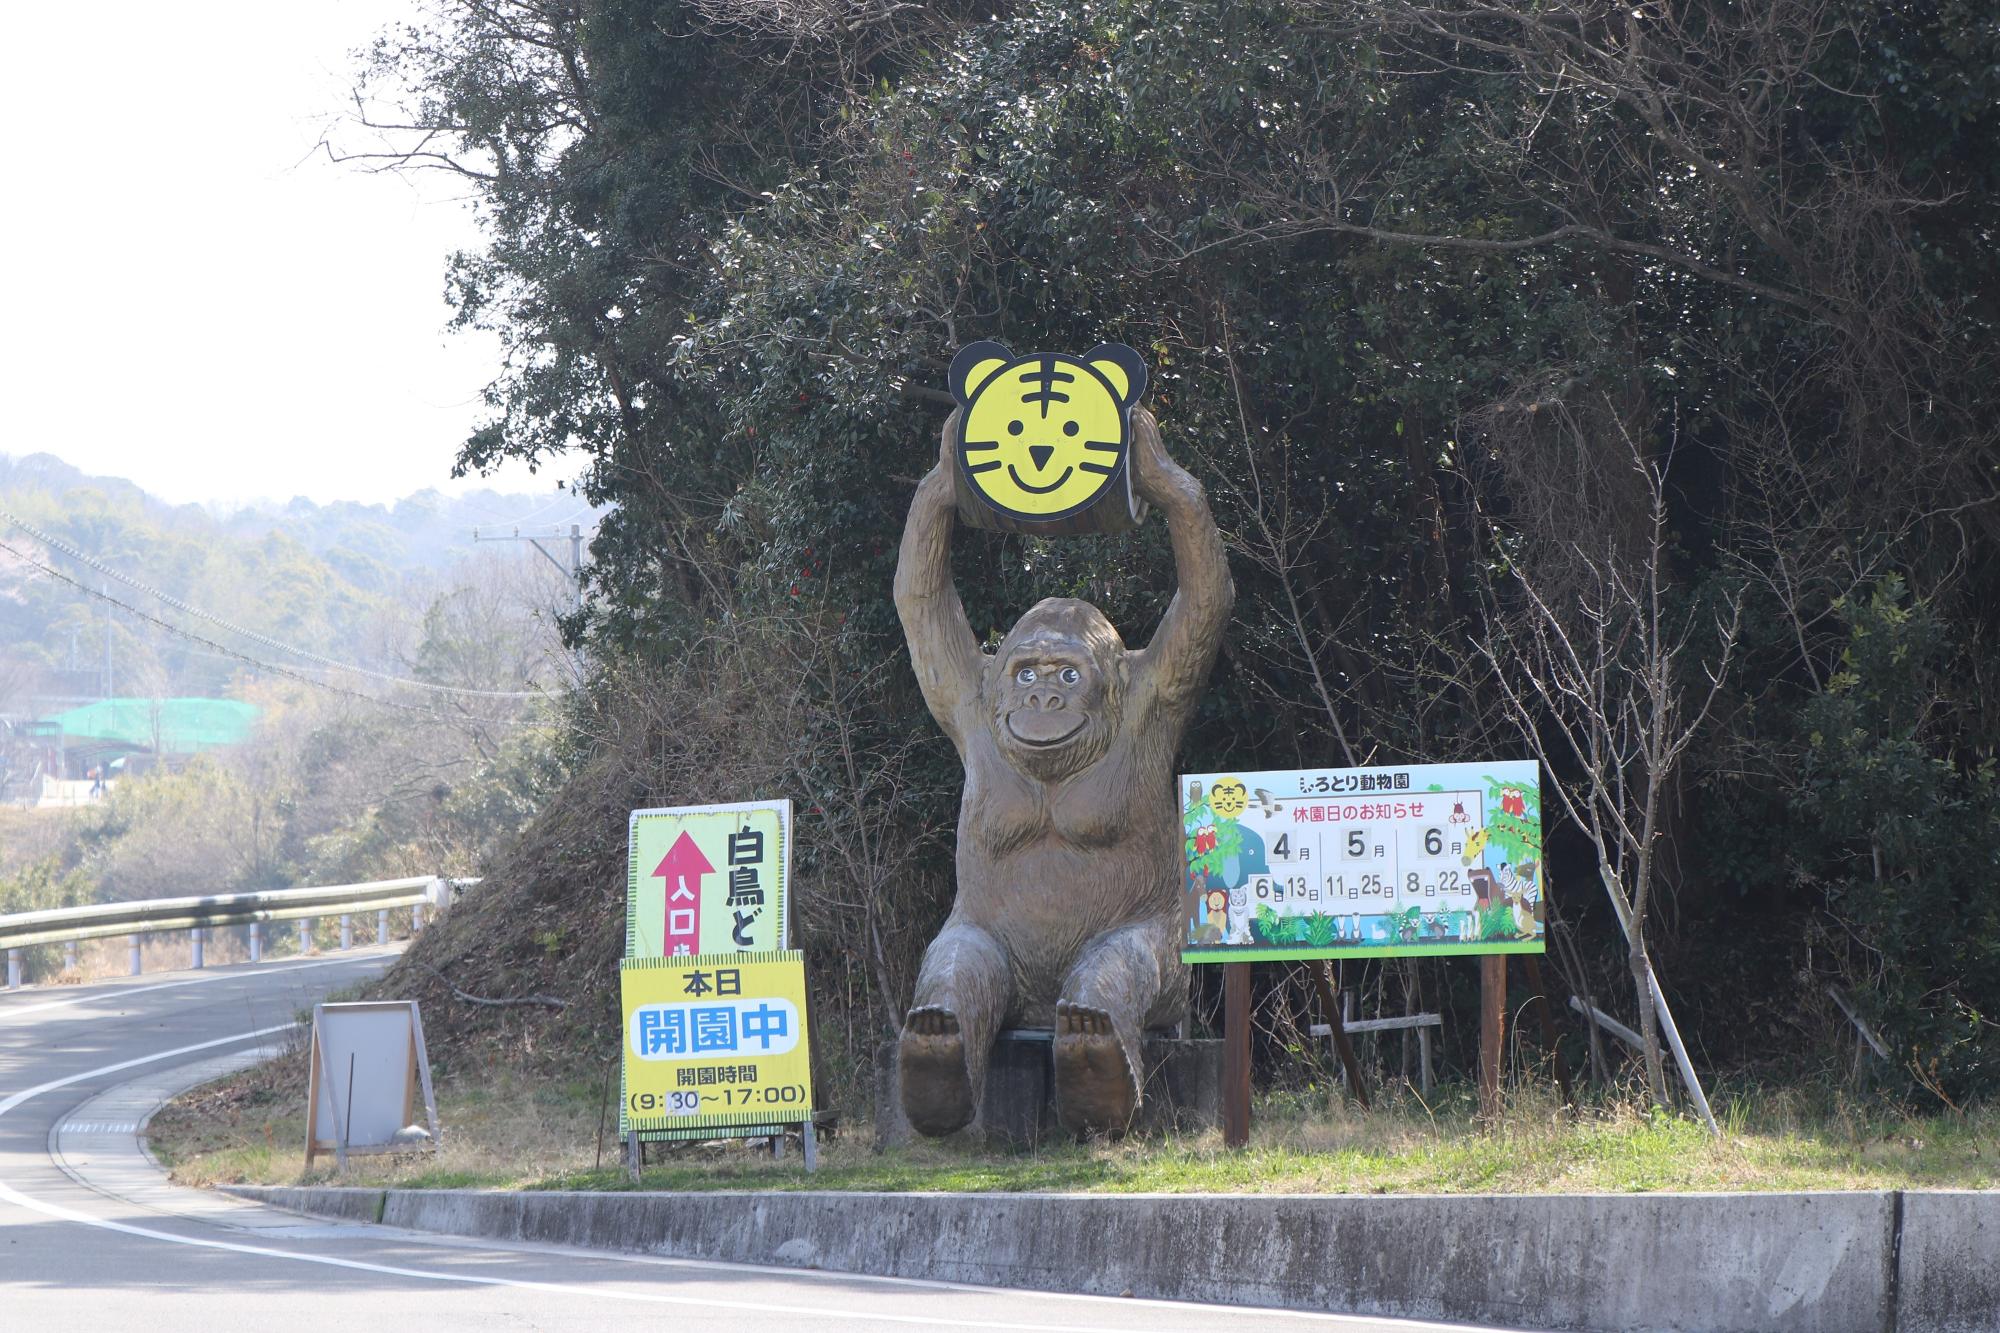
xmin=1182 ymin=760 xmax=1545 ymax=962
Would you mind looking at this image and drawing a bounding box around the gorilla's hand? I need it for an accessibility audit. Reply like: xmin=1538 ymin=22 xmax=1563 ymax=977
xmin=1128 ymin=408 xmax=1189 ymax=505
xmin=939 ymin=407 xmax=962 ymax=474
xmin=1122 ymin=406 xmax=1233 ymax=723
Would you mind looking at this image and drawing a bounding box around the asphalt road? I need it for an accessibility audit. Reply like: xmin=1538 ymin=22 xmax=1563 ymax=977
xmin=0 ymin=950 xmax=1504 ymax=1331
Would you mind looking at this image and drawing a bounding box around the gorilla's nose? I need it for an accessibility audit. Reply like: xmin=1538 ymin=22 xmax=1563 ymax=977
xmin=1028 ymin=444 xmax=1055 ymax=471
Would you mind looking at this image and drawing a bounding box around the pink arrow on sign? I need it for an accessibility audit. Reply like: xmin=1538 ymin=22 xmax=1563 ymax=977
xmin=655 ymin=831 xmax=712 ymax=956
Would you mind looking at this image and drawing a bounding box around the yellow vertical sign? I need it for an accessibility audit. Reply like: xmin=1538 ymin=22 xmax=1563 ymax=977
xmin=619 ymin=950 xmax=813 ymax=1135
xmin=627 ymin=802 xmax=790 ymax=958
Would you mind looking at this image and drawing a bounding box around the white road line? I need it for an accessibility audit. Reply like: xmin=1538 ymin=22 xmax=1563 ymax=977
xmin=0 ymin=953 xmax=394 ymax=1021
xmin=0 ymin=1024 xmax=1463 ymax=1332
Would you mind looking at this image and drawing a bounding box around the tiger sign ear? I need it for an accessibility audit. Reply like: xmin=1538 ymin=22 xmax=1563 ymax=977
xmin=950 ymin=341 xmax=1014 ymax=406
xmin=1083 ymin=342 xmax=1147 ymax=407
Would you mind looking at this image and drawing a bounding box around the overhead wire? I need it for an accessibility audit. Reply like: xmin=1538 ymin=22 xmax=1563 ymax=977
xmin=0 ymin=504 xmax=547 ymax=700
xmin=0 ymin=536 xmax=547 ymax=724
xmin=465 ymin=490 xmax=593 ymax=528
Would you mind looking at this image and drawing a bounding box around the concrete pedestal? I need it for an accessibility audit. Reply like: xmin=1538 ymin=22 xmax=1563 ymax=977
xmin=875 ymin=1031 xmax=1222 ymax=1151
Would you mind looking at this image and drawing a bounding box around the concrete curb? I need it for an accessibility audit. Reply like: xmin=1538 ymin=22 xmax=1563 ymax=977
xmin=216 ymin=1182 xmax=2000 ymax=1331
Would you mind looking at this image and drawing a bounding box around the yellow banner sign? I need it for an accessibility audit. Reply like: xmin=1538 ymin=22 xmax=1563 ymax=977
xmin=618 ymin=950 xmax=813 ymax=1135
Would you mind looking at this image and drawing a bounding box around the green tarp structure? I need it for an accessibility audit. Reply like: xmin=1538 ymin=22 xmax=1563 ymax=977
xmin=28 ymin=698 xmax=259 ymax=757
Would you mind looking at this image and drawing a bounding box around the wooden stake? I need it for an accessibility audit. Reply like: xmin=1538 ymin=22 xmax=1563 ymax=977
xmin=303 ymin=1012 xmax=323 ymax=1170
xmin=1223 ymin=962 xmax=1251 ymax=1148
xmin=1646 ymin=964 xmax=1720 ymax=1137
xmin=1478 ymin=954 xmax=1506 ymax=1119
xmin=1308 ymin=960 xmax=1369 ymax=1109
xmin=1522 ymin=954 xmax=1576 ymax=1108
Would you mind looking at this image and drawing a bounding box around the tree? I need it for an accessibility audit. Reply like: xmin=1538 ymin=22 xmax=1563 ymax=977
xmin=338 ymin=0 xmax=2000 ymax=1093
xmin=1475 ymin=415 xmax=1738 ymax=1114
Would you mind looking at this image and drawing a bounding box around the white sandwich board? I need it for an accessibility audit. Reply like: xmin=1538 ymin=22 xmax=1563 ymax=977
xmin=304 ymin=1000 xmax=440 ymax=1169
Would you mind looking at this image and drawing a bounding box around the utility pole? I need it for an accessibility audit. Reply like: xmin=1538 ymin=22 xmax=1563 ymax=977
xmin=570 ymin=523 xmax=583 ymax=603
xmin=102 ymin=582 xmax=113 ymax=700
xmin=472 ymin=524 xmax=586 ymax=613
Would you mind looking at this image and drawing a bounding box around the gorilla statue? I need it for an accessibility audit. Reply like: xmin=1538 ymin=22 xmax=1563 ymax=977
xmin=893 ymin=404 xmax=1233 ymax=1137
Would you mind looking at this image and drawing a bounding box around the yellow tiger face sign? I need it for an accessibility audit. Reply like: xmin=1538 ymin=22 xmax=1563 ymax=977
xmin=1209 ymin=778 xmax=1249 ymax=819
xmin=950 ymin=341 xmax=1147 ymax=521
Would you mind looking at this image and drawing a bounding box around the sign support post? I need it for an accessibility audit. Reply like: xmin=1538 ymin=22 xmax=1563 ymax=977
xmin=1222 ymin=961 xmax=1251 ymax=1147
xmin=1479 ymin=954 xmax=1506 ymax=1118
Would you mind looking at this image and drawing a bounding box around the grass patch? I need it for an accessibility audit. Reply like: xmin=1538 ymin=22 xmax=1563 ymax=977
xmin=149 ymin=1060 xmax=2000 ymax=1196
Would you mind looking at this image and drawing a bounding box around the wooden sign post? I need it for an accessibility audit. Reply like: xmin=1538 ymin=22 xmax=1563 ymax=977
xmin=1222 ymin=961 xmax=1251 ymax=1147
xmin=1478 ymin=955 xmax=1506 ymax=1118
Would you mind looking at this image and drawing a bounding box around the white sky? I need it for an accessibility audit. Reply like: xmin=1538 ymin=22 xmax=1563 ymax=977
xmin=0 ymin=1 xmax=569 ymax=506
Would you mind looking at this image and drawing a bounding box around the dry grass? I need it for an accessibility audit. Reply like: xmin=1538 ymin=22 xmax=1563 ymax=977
xmin=152 ymin=1045 xmax=619 ymax=1191
xmin=150 ymin=1055 xmax=2000 ymax=1197
xmin=0 ymin=805 xmax=79 ymax=874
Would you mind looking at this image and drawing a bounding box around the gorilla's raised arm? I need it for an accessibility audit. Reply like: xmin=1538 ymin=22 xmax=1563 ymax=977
xmin=894 ymin=413 xmax=984 ymax=753
xmin=1127 ymin=409 xmax=1234 ymax=728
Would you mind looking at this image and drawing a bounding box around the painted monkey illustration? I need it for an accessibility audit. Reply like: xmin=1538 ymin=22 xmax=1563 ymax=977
xmin=1513 ymin=858 xmax=1544 ymax=936
xmin=894 ymin=401 xmax=1233 ymax=1139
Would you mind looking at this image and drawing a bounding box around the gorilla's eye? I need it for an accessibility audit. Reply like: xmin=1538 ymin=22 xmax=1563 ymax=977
xmin=1008 ymin=420 xmax=1024 ymax=436
xmin=1062 ymin=421 xmax=1080 ymax=436
xmin=1059 ymin=667 xmax=1080 ymax=685
xmin=1015 ymin=666 xmax=1036 ymax=685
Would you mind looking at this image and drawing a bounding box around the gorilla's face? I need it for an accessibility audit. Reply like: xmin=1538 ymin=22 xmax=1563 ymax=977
xmin=991 ymin=630 xmax=1116 ymax=780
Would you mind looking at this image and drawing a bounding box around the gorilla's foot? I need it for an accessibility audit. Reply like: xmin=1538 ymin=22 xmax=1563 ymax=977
xmin=1053 ymin=1000 xmax=1139 ymax=1138
xmin=899 ymin=1005 xmax=976 ymax=1137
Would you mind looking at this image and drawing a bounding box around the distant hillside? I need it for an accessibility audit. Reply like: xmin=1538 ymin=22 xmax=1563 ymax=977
xmin=0 ymin=452 xmax=601 ymax=586
xmin=0 ymin=451 xmax=598 ymax=709
xmin=216 ymin=488 xmax=604 ymax=589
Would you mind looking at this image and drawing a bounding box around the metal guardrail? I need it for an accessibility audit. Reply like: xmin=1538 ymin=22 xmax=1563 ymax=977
xmin=1 ymin=877 xmax=473 ymax=989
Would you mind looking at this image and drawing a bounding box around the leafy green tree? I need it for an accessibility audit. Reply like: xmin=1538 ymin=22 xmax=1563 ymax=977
xmin=1794 ymin=580 xmax=2000 ymax=1102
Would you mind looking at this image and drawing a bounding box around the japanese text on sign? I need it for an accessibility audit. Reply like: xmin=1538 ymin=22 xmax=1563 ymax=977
xmin=631 ymin=995 xmax=802 ymax=1059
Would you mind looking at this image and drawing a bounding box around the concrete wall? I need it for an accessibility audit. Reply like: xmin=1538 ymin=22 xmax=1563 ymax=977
xmin=1898 ymin=1192 xmax=2000 ymax=1333
xmin=222 ymin=1184 xmax=2000 ymax=1331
